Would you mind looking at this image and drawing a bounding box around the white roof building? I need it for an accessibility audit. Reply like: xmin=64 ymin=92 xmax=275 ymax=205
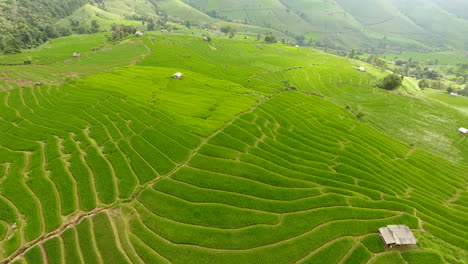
xmin=359 ymin=66 xmax=366 ymax=72
xmin=459 ymin=127 xmax=468 ymax=134
xmin=135 ymin=31 xmax=144 ymax=37
xmin=450 ymin=93 xmax=458 ymax=97
xmin=379 ymin=225 xmax=417 ymax=247
xmin=173 ymin=72 xmax=183 ymax=79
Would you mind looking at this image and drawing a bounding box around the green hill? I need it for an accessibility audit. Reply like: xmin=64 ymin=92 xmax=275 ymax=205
xmin=2 ymin=0 xmax=468 ymax=54
xmin=0 ymin=33 xmax=467 ymax=264
xmin=183 ymin=0 xmax=468 ymax=51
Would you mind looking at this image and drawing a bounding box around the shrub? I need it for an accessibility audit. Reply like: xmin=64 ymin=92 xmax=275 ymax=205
xmin=265 ymin=32 xmax=277 ymax=44
xmin=376 ymin=74 xmax=403 ymax=90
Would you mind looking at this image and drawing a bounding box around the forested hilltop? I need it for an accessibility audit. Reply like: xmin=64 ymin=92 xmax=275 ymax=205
xmin=0 ymin=0 xmax=92 ymax=53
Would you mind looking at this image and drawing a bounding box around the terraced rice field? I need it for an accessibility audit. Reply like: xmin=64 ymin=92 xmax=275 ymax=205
xmin=0 ymin=34 xmax=467 ymax=263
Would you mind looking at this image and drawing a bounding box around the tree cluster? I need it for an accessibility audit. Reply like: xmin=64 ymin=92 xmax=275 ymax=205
xmin=0 ymin=0 xmax=88 ymax=54
xmin=264 ymin=32 xmax=277 ymax=44
xmin=375 ymin=74 xmax=404 ymax=90
xmin=110 ymin=24 xmax=136 ymax=40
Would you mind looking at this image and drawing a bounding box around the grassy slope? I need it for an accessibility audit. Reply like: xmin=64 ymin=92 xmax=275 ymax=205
xmin=0 ymin=33 xmax=149 ymax=86
xmin=425 ymin=88 xmax=468 ymax=116
xmin=136 ymin=33 xmax=468 ymax=164
xmin=0 ymin=33 xmax=466 ymax=264
xmin=387 ymin=51 xmax=468 ymax=65
xmin=389 ymin=0 xmax=468 ymax=49
xmin=183 ymin=0 xmax=468 ymax=50
xmin=57 ymin=4 xmax=145 ymax=30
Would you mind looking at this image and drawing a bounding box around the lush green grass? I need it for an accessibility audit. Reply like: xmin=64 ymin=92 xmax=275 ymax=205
xmin=425 ymin=88 xmax=468 ymax=116
xmin=0 ymin=34 xmax=148 ymax=87
xmin=388 ymin=51 xmax=468 ymax=66
xmin=0 ymin=33 xmax=466 ymax=264
xmin=402 ymin=251 xmax=444 ymax=264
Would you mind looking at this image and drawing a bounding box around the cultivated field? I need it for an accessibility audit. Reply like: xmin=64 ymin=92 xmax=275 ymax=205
xmin=0 ymin=33 xmax=467 ymax=264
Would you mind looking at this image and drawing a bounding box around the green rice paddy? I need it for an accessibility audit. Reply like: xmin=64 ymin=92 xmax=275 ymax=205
xmin=0 ymin=33 xmax=467 ymax=263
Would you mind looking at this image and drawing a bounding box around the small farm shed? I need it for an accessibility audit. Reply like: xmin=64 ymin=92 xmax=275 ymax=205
xmin=459 ymin=127 xmax=468 ymax=134
xmin=379 ymin=225 xmax=417 ymax=247
xmin=359 ymin=66 xmax=366 ymax=72
xmin=72 ymin=52 xmax=81 ymax=58
xmin=135 ymin=31 xmax=144 ymax=37
xmin=173 ymin=72 xmax=183 ymax=79
xmin=450 ymin=93 xmax=459 ymax=97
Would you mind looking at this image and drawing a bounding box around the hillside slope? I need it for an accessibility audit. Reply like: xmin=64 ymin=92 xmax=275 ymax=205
xmin=0 ymin=0 xmax=89 ymax=52
xmin=183 ymin=0 xmax=468 ymax=51
xmin=0 ymin=33 xmax=467 ymax=264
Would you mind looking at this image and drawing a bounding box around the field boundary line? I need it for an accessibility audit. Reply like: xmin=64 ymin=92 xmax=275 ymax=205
xmin=1 ymin=208 xmax=108 ymax=264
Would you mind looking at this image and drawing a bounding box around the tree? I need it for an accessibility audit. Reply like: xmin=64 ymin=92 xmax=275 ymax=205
xmin=45 ymin=25 xmax=59 ymax=38
xmin=418 ymin=79 xmax=430 ymax=90
xmin=460 ymin=85 xmax=468 ymax=96
xmin=147 ymin=18 xmax=156 ymax=31
xmin=91 ymin=20 xmax=100 ymax=33
xmin=349 ymin=49 xmax=356 ymax=59
xmin=395 ymin=60 xmax=406 ymax=66
xmin=76 ymin=22 xmax=90 ymax=34
xmin=295 ymin=35 xmax=306 ymax=46
xmin=220 ymin=26 xmax=233 ymax=34
xmin=264 ymin=32 xmax=277 ymax=44
xmin=3 ymin=38 xmax=22 ymax=54
xmin=110 ymin=24 xmax=136 ymax=40
xmin=431 ymin=80 xmax=445 ymax=90
xmin=376 ymin=74 xmax=403 ymax=90
xmin=184 ymin=20 xmax=191 ymax=29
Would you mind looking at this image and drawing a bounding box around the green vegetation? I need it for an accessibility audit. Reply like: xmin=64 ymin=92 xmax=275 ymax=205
xmin=375 ymin=74 xmax=404 ymax=90
xmin=0 ymin=0 xmax=88 ymax=53
xmin=0 ymin=17 xmax=467 ymax=264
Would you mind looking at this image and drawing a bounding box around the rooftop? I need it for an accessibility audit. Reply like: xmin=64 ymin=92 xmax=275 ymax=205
xmin=379 ymin=225 xmax=417 ymax=246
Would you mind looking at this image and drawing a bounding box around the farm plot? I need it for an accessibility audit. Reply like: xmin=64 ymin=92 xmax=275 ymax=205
xmin=5 ymin=90 xmax=466 ymax=263
xmin=0 ymin=34 xmax=467 ymax=264
xmin=136 ymin=34 xmax=468 ymax=165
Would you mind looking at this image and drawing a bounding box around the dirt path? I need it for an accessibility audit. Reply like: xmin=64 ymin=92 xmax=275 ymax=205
xmin=3 ymin=208 xmax=108 ymax=264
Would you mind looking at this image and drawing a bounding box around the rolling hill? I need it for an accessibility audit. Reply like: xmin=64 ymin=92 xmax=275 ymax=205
xmin=182 ymin=0 xmax=468 ymax=51
xmin=2 ymin=0 xmax=468 ymax=54
xmin=0 ymin=32 xmax=467 ymax=264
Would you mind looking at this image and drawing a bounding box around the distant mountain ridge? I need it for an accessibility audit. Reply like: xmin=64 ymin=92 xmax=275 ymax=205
xmin=1 ymin=0 xmax=468 ymax=54
xmin=183 ymin=0 xmax=468 ymax=51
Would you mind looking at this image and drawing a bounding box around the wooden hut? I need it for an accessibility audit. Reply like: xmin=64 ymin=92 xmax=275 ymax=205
xmin=379 ymin=225 xmax=417 ymax=247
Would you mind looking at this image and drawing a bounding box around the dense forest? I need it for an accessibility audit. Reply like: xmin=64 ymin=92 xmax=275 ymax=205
xmin=0 ymin=0 xmax=89 ymax=54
